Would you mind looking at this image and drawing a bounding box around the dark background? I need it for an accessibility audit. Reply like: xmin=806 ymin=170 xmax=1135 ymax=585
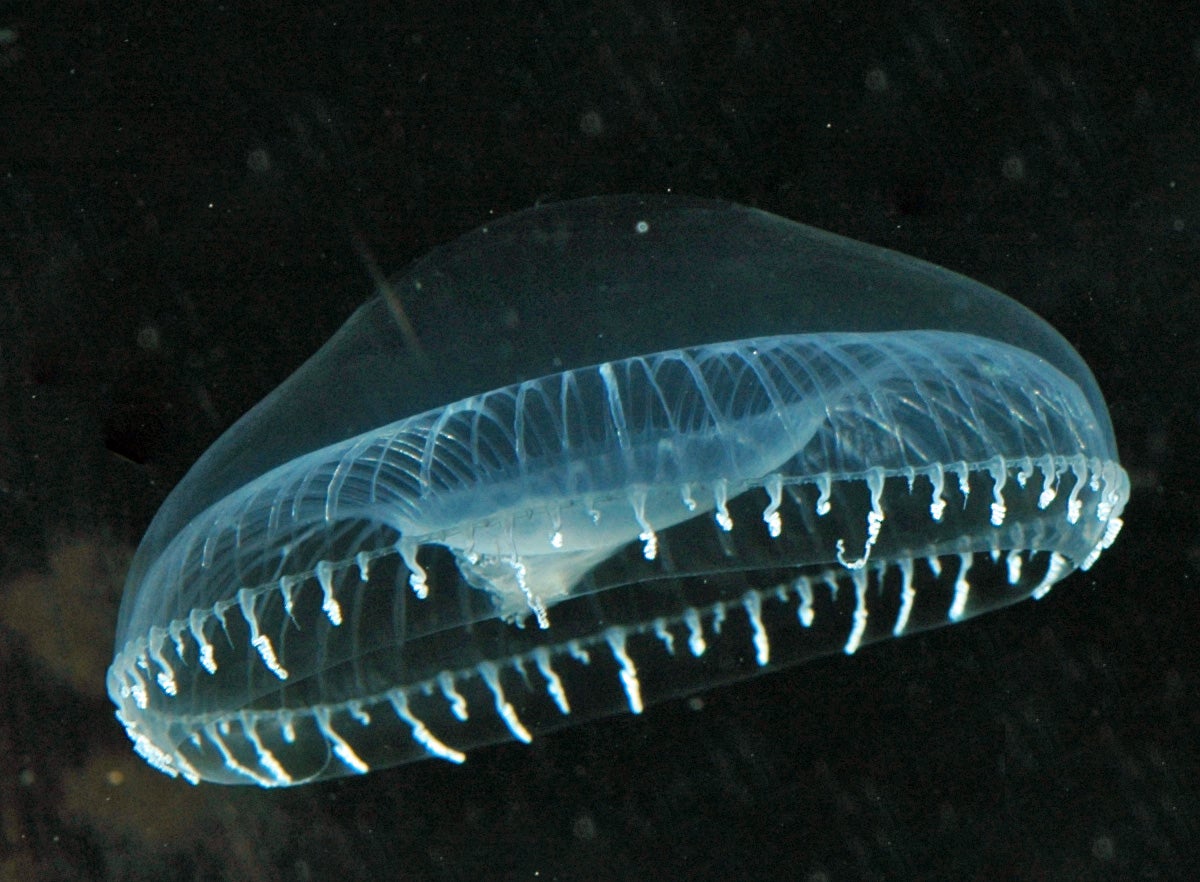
xmin=1 ymin=1 xmax=1197 ymax=880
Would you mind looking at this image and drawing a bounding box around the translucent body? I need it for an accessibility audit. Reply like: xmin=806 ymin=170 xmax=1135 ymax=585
xmin=108 ymin=195 xmax=1128 ymax=786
